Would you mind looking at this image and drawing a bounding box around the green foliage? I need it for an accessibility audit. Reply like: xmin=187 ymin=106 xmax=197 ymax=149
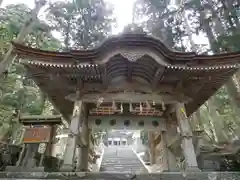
xmin=216 ymin=32 xmax=240 ymax=52
xmin=0 ymin=0 xmax=115 ymax=141
xmin=46 ymin=0 xmax=115 ymax=49
xmin=0 ymin=3 xmax=61 ymax=140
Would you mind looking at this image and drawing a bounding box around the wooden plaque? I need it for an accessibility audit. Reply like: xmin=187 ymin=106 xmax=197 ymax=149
xmin=23 ymin=126 xmax=52 ymax=143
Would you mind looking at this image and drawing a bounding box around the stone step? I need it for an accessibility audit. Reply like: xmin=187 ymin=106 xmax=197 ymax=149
xmin=100 ymin=146 xmax=147 ymax=173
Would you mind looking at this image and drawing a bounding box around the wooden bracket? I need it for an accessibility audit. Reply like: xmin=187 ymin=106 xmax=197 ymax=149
xmin=152 ymin=67 xmax=165 ymax=90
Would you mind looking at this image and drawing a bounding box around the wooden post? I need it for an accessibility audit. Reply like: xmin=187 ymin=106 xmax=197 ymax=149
xmin=60 ymin=100 xmax=82 ymax=172
xmin=148 ymin=132 xmax=156 ymax=165
xmin=45 ymin=125 xmax=57 ymax=157
xmin=175 ymin=103 xmax=199 ymax=171
xmin=16 ymin=144 xmax=26 ymax=166
xmin=78 ymin=116 xmax=90 ymax=171
xmin=37 ymin=143 xmax=47 ymax=167
xmin=161 ymin=131 xmax=178 ymax=171
xmin=157 ymin=132 xmax=168 ymax=171
xmin=76 ymin=146 xmax=81 ymax=170
xmin=153 ymin=132 xmax=169 ymax=172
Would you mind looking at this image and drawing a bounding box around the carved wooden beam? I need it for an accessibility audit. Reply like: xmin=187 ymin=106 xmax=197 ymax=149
xmin=66 ymin=92 xmax=192 ymax=103
xmin=19 ymin=115 xmax=62 ymax=125
xmin=19 ymin=115 xmax=62 ymax=120
xmin=152 ymin=67 xmax=165 ymax=90
xmin=39 ymin=80 xmax=178 ymax=94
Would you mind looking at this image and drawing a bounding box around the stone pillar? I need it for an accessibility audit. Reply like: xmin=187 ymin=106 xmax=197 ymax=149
xmin=61 ymin=100 xmax=83 ymax=172
xmin=175 ymin=103 xmax=199 ymax=171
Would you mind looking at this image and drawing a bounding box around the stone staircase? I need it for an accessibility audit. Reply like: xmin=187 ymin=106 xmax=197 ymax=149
xmin=100 ymin=146 xmax=148 ymax=173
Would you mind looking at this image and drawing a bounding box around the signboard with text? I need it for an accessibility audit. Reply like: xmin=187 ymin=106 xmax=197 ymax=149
xmin=23 ymin=126 xmax=52 ymax=143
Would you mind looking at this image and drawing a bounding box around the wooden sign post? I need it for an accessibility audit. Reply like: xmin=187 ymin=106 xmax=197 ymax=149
xmin=23 ymin=126 xmax=52 ymax=143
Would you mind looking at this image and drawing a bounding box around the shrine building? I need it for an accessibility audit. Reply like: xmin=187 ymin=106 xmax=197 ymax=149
xmin=9 ymin=33 xmax=240 ymax=172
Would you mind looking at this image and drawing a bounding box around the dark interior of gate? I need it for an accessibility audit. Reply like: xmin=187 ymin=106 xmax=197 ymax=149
xmin=6 ymin=33 xmax=240 ymax=174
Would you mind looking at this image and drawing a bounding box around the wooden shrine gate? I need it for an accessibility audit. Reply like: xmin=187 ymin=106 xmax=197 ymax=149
xmin=7 ymin=33 xmax=240 ymax=173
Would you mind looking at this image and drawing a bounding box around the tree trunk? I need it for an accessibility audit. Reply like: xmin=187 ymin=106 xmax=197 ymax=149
xmin=202 ymin=3 xmax=240 ymax=137
xmin=219 ymin=0 xmax=239 ymax=30
xmin=182 ymin=9 xmax=197 ymax=51
xmin=189 ymin=110 xmax=203 ymax=132
xmin=225 ymin=79 xmax=240 ymax=129
xmin=206 ymin=97 xmax=230 ymax=143
xmin=0 ymin=0 xmax=46 ymax=75
xmin=226 ymin=79 xmax=240 ymax=108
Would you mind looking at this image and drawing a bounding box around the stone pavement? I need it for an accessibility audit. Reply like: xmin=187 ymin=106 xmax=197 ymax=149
xmin=100 ymin=146 xmax=148 ymax=173
xmin=0 ymin=172 xmax=239 ymax=179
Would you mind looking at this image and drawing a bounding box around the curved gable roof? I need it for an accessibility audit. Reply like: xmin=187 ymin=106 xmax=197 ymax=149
xmin=12 ymin=33 xmax=240 ymax=66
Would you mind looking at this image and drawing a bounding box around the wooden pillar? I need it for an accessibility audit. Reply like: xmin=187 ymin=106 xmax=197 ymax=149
xmin=148 ymin=132 xmax=156 ymax=165
xmin=161 ymin=130 xmax=179 ymax=171
xmin=16 ymin=144 xmax=26 ymax=166
xmin=60 ymin=134 xmax=77 ymax=171
xmin=78 ymin=116 xmax=90 ymax=171
xmin=76 ymin=146 xmax=81 ymax=170
xmin=60 ymin=100 xmax=82 ymax=172
xmin=45 ymin=125 xmax=57 ymax=157
xmin=155 ymin=132 xmax=169 ymax=172
xmin=175 ymin=103 xmax=199 ymax=171
xmin=79 ymin=146 xmax=89 ymax=171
